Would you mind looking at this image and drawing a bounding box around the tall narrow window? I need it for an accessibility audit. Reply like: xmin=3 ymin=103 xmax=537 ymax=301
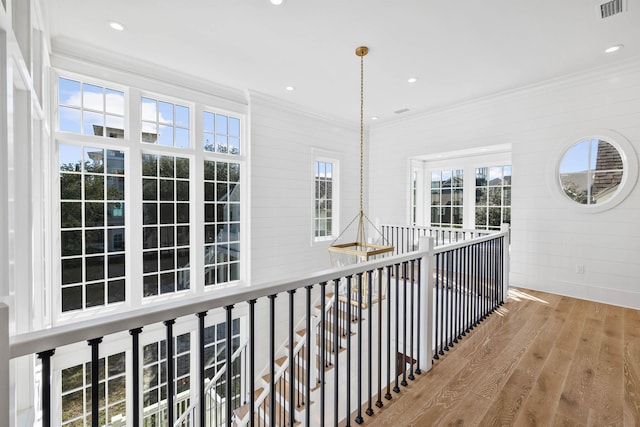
xmin=142 ymin=154 xmax=191 ymax=296
xmin=58 ymin=78 xmax=125 ymax=138
xmin=314 ymin=160 xmax=334 ymax=240
xmin=59 ymin=144 xmax=126 ymax=312
xmin=204 ymin=161 xmax=241 ymax=285
xmin=60 ymin=352 xmax=126 ymax=426
xmin=430 ymin=169 xmax=463 ymax=228
xmin=475 ymin=165 xmax=511 ymax=230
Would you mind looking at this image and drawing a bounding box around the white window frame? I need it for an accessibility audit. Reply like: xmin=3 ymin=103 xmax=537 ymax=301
xmin=51 ymin=66 xmax=248 ymax=325
xmin=548 ymin=130 xmax=638 ymax=213
xmin=412 ymin=149 xmax=512 ymax=229
xmin=312 ymin=149 xmax=341 ymax=244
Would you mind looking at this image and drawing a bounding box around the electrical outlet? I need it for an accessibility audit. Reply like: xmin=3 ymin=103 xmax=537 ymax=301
xmin=576 ymin=264 xmax=585 ymax=274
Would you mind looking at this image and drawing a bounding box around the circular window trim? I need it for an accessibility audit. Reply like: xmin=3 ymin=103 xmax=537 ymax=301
xmin=549 ymin=130 xmax=638 ymax=213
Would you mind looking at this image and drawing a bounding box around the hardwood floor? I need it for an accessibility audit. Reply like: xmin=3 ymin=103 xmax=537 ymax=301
xmin=364 ymin=288 xmax=640 ymax=427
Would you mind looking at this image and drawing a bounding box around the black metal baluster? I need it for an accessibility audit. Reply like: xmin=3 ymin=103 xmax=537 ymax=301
xmin=268 ymin=294 xmax=276 ymax=427
xmin=401 ymin=262 xmax=408 ymax=387
xmin=444 ymin=252 xmax=450 ymax=352
xmin=393 ymin=264 xmax=400 ymax=394
xmin=346 ymin=275 xmax=352 ymax=427
xmin=435 ymin=253 xmax=441 ymax=359
xmin=376 ymin=268 xmax=384 ymax=407
xmin=224 ymin=306 xmax=234 ymax=426
xmin=355 ymin=272 xmax=364 ymax=424
xmin=88 ymin=338 xmax=102 ymax=427
xmin=287 ymin=290 xmax=295 ymax=427
xmin=320 ymin=281 xmax=326 ymax=427
xmin=128 ymin=328 xmax=142 ymax=427
xmin=416 ymin=258 xmax=422 ymax=375
xmin=366 ymin=270 xmax=374 ymax=416
xmin=334 ymin=278 xmax=340 ymax=427
xmin=37 ymin=350 xmax=54 ymax=427
xmin=385 ymin=265 xmax=392 ymax=400
xmin=409 ymin=259 xmax=415 ymax=381
xmin=305 ymin=286 xmax=312 ymax=426
xmin=455 ymin=248 xmax=461 ymax=343
xmin=194 ymin=312 xmax=206 ymax=427
xmin=249 ymin=299 xmax=256 ymax=427
xmin=163 ymin=320 xmax=175 ymax=425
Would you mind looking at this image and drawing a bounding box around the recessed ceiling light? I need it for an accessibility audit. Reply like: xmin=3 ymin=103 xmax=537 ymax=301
xmin=407 ymin=77 xmax=418 ymax=83
xmin=371 ymin=116 xmax=379 ymax=121
xmin=285 ymin=86 xmax=295 ymax=91
xmin=109 ymin=21 xmax=125 ymax=31
xmin=605 ymin=44 xmax=624 ymax=53
xmin=270 ymin=0 xmax=284 ymax=5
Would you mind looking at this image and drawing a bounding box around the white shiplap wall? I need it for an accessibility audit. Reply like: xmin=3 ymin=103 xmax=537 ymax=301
xmin=249 ymin=92 xmax=363 ymax=283
xmin=368 ymin=60 xmax=640 ymax=309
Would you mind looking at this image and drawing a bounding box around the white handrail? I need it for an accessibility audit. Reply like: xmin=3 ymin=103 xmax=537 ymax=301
xmin=10 ymin=250 xmax=429 ymax=359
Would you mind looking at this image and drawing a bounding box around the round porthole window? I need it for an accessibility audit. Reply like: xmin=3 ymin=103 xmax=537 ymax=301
xmin=555 ymin=132 xmax=637 ymax=212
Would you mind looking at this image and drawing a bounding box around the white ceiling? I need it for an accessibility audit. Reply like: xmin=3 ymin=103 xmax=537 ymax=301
xmin=48 ymin=0 xmax=640 ymax=125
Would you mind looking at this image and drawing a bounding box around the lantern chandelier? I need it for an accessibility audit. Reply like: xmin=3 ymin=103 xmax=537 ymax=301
xmin=328 ymin=46 xmax=394 ymax=264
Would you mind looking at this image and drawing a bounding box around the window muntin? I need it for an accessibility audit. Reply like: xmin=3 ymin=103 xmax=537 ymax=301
xmin=58 ymin=78 xmax=125 ymax=138
xmin=61 ymin=352 xmax=126 ymax=426
xmin=559 ymin=139 xmax=623 ymax=205
xmin=203 ymin=111 xmax=241 ymax=155
xmin=475 ymin=165 xmax=511 ymax=230
xmin=59 ymin=144 xmax=126 ymax=312
xmin=143 ymin=333 xmax=191 ymax=425
xmin=142 ymin=154 xmax=191 ymax=297
xmin=430 ymin=169 xmax=463 ymax=228
xmin=204 ymin=161 xmax=240 ymax=285
xmin=141 ymin=97 xmax=190 ymax=148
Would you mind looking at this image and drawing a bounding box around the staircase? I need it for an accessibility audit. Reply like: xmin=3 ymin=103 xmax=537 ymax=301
xmin=234 ymin=279 xmax=377 ymax=427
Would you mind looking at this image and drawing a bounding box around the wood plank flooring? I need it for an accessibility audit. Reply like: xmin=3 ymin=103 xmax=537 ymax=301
xmin=363 ymin=288 xmax=640 ymax=427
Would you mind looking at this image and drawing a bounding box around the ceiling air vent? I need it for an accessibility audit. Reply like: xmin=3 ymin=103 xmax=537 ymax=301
xmin=394 ymin=108 xmax=410 ymax=114
xmin=599 ymin=0 xmax=625 ymax=19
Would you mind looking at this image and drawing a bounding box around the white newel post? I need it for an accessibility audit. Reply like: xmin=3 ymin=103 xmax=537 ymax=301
xmin=501 ymin=223 xmax=511 ymax=303
xmin=1 ymin=303 xmax=9 ymax=427
xmin=418 ymin=237 xmax=434 ymax=373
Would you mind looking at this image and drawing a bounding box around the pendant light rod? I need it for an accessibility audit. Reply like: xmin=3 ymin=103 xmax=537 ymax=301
xmin=356 ymin=46 xmax=368 ymax=244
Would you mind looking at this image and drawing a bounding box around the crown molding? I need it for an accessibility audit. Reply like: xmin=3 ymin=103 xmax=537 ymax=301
xmin=52 ymin=36 xmax=248 ymax=111
xmin=248 ymin=90 xmax=360 ymax=133
xmin=374 ymin=57 xmax=640 ymax=130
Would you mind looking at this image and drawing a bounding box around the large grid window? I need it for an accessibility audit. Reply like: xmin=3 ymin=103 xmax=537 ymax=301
xmin=204 ymin=161 xmax=240 ymax=285
xmin=203 ymin=111 xmax=241 ymax=155
xmin=60 ymin=352 xmax=126 ymax=426
xmin=143 ymin=333 xmax=191 ymax=425
xmin=314 ymin=161 xmax=334 ymax=239
xmin=430 ymin=170 xmax=463 ymax=228
xmin=142 ymin=154 xmax=191 ymax=296
xmin=141 ymin=97 xmax=190 ymax=147
xmin=58 ymin=78 xmax=125 ymax=138
xmin=59 ymin=144 xmax=126 ymax=312
xmin=475 ymin=165 xmax=511 ymax=230
xmin=56 ymin=74 xmax=244 ymax=316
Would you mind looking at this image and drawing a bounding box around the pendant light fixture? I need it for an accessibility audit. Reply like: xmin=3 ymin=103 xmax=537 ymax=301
xmin=328 ymin=46 xmax=394 ymax=266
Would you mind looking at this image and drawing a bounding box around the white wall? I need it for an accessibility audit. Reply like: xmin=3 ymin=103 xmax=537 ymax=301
xmin=249 ymin=92 xmax=363 ymax=283
xmin=369 ymin=60 xmax=640 ymax=309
